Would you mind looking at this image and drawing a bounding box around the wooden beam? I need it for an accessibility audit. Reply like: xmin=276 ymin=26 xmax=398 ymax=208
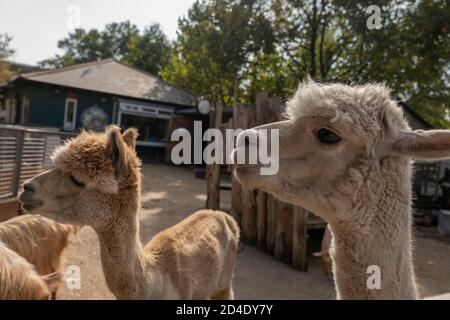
xmin=255 ymin=91 xmax=268 ymax=250
xmin=231 ymin=102 xmax=242 ymax=222
xmin=240 ymin=108 xmax=257 ymax=244
xmin=266 ymin=195 xmax=277 ymax=253
xmin=275 ymin=202 xmax=293 ymax=262
xmin=206 ymin=86 xmax=222 ymax=210
xmin=292 ymin=207 xmax=309 ymax=271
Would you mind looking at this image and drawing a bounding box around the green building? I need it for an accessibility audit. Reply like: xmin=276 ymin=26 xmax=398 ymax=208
xmin=0 ymin=59 xmax=198 ymax=160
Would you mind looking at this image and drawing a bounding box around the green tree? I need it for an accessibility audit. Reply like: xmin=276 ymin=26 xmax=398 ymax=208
xmin=123 ymin=24 xmax=170 ymax=76
xmin=273 ymin=0 xmax=450 ymax=127
xmin=161 ymin=0 xmax=275 ymax=104
xmin=39 ymin=21 xmax=170 ymax=76
xmin=0 ymin=33 xmax=15 ymax=85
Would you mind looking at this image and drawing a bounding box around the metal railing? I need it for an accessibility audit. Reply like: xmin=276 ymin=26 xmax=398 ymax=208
xmin=0 ymin=124 xmax=76 ymax=200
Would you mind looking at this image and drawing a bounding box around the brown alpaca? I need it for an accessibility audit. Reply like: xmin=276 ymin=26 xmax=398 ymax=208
xmin=233 ymin=81 xmax=450 ymax=299
xmin=0 ymin=241 xmax=61 ymax=300
xmin=0 ymin=214 xmax=76 ymax=299
xmin=19 ymin=126 xmax=239 ymax=300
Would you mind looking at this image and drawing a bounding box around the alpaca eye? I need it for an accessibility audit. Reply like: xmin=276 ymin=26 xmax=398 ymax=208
xmin=317 ymin=128 xmax=341 ymax=144
xmin=69 ymin=175 xmax=85 ymax=188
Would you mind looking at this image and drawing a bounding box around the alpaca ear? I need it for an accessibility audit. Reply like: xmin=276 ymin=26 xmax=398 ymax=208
xmin=106 ymin=125 xmax=126 ymax=176
xmin=390 ymin=129 xmax=450 ymax=160
xmin=122 ymin=127 xmax=138 ymax=150
xmin=41 ymin=272 xmax=63 ymax=293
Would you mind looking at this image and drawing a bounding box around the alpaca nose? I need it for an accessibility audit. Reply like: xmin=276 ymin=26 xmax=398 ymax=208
xmin=23 ymin=181 xmax=36 ymax=193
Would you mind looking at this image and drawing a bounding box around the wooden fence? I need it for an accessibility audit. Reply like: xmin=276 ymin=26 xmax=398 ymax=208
xmin=206 ymin=91 xmax=326 ymax=271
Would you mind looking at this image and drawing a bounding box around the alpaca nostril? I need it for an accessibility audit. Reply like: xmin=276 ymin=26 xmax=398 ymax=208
xmin=23 ymin=182 xmax=36 ymax=192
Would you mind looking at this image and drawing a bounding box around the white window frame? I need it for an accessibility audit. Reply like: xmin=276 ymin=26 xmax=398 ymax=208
xmin=64 ymin=98 xmax=77 ymax=131
xmin=117 ymin=100 xmax=175 ymax=148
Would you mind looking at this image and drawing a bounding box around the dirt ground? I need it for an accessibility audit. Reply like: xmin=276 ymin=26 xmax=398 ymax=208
xmin=58 ymin=164 xmax=450 ymax=300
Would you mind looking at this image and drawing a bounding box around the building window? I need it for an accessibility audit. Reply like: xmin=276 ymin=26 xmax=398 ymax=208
xmin=120 ymin=113 xmax=170 ymax=145
xmin=117 ymin=100 xmax=174 ymax=148
xmin=64 ymin=98 xmax=77 ymax=131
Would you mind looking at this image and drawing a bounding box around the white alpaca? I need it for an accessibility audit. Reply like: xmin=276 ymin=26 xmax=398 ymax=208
xmin=233 ymin=81 xmax=450 ymax=299
xmin=0 ymin=241 xmax=61 ymax=300
xmin=0 ymin=214 xmax=76 ymax=299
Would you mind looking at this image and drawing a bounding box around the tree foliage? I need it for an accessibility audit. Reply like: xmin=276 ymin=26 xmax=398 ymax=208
xmin=35 ymin=1 xmax=449 ymax=126
xmin=39 ymin=21 xmax=170 ymax=76
xmin=163 ymin=0 xmax=449 ymax=126
xmin=0 ymin=33 xmax=15 ymax=85
xmin=161 ymin=0 xmax=275 ymax=104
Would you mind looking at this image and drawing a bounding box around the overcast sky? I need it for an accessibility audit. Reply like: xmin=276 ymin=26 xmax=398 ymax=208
xmin=0 ymin=0 xmax=196 ymax=65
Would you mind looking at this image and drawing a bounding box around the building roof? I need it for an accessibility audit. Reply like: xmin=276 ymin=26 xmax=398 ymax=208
xmin=15 ymin=59 xmax=197 ymax=107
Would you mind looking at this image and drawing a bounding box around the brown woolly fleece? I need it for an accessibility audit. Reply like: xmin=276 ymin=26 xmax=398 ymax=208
xmin=19 ymin=126 xmax=240 ymax=300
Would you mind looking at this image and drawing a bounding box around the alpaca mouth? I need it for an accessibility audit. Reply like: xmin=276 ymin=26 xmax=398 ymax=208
xmin=18 ymin=192 xmax=43 ymax=211
xmin=230 ymin=148 xmax=267 ymax=169
xmin=21 ymin=203 xmax=43 ymax=212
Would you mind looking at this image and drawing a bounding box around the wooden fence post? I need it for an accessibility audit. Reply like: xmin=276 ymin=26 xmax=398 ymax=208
xmin=256 ymin=191 xmax=267 ymax=250
xmin=255 ymin=91 xmax=268 ymax=250
xmin=231 ymin=102 xmax=242 ymax=222
xmin=266 ymin=195 xmax=277 ymax=253
xmin=275 ymin=202 xmax=293 ymax=262
xmin=292 ymin=207 xmax=309 ymax=271
xmin=240 ymin=108 xmax=257 ymax=244
xmin=206 ymin=86 xmax=222 ymax=210
xmin=12 ymin=130 xmax=24 ymax=197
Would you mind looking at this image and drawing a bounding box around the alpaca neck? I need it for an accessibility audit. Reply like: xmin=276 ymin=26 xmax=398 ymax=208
xmin=95 ymin=201 xmax=153 ymax=299
xmin=329 ymin=157 xmax=417 ymax=299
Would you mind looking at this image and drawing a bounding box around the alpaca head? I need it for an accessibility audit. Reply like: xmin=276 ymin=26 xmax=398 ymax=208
xmin=19 ymin=126 xmax=141 ymax=229
xmin=233 ymin=81 xmax=450 ymax=222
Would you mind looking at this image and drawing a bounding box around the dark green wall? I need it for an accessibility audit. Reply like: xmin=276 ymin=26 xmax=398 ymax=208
xmin=27 ymin=84 xmax=115 ymax=130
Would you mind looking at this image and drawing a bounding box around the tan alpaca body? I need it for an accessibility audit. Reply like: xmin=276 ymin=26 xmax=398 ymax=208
xmin=0 ymin=214 xmax=76 ymax=275
xmin=232 ymin=81 xmax=450 ymax=299
xmin=0 ymin=241 xmax=61 ymax=300
xmin=18 ymin=127 xmax=240 ymax=300
xmin=98 ymin=210 xmax=239 ymax=300
xmin=0 ymin=214 xmax=76 ymax=299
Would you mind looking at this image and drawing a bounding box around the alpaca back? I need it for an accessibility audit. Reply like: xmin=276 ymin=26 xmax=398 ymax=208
xmin=0 ymin=214 xmax=77 ymax=275
xmin=0 ymin=241 xmax=61 ymax=300
xmin=143 ymin=210 xmax=240 ymax=299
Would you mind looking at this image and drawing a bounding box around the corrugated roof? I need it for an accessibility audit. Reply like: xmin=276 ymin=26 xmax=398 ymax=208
xmin=19 ymin=59 xmax=197 ymax=107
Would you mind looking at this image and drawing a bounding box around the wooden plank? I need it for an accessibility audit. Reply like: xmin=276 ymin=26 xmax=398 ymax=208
xmin=241 ymin=189 xmax=257 ymax=244
xmin=239 ymin=107 xmax=257 ymax=244
xmin=256 ymin=191 xmax=267 ymax=250
xmin=255 ymin=91 xmax=268 ymax=250
xmin=292 ymin=207 xmax=309 ymax=271
xmin=231 ymin=102 xmax=242 ymax=223
xmin=206 ymin=86 xmax=223 ymax=210
xmin=275 ymin=202 xmax=293 ymax=262
xmin=266 ymin=195 xmax=277 ymax=253
xmin=11 ymin=131 xmax=24 ymax=198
